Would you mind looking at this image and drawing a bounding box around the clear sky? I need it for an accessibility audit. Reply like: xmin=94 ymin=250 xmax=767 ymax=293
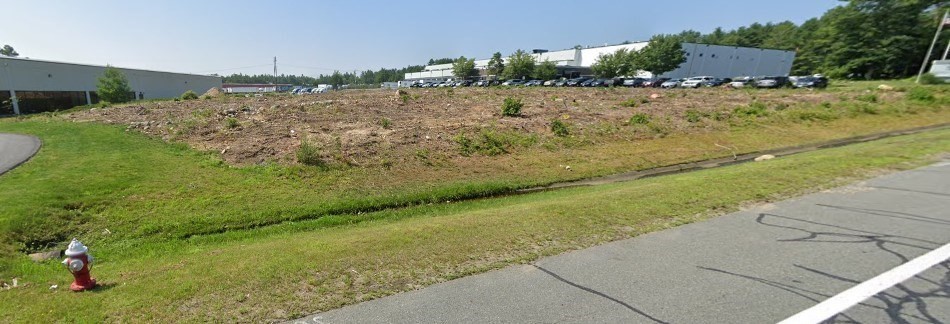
xmin=2 ymin=0 xmax=840 ymax=76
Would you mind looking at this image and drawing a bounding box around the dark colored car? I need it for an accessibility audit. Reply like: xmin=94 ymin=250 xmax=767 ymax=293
xmin=605 ymin=78 xmax=625 ymax=87
xmin=703 ymin=78 xmax=732 ymax=87
xmin=792 ymin=76 xmax=829 ymax=89
xmin=566 ymin=77 xmax=590 ymax=87
xmin=642 ymin=78 xmax=671 ymax=88
xmin=588 ymin=79 xmax=609 ymax=87
xmin=523 ymin=80 xmax=543 ymax=87
xmin=755 ymin=76 xmax=790 ymax=89
xmin=554 ymin=79 xmax=570 ymax=87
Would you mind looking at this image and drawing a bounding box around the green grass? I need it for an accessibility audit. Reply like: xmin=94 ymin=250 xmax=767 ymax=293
xmin=0 ymin=81 xmax=948 ymax=321
xmin=1 ymin=127 xmax=949 ymax=322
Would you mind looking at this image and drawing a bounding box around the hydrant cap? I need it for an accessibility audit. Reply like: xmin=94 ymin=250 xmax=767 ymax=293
xmin=64 ymin=238 xmax=88 ymax=257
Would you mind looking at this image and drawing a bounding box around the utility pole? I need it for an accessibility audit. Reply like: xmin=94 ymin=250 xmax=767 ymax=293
xmin=916 ymin=9 xmax=948 ymax=83
xmin=273 ymin=56 xmax=277 ymax=86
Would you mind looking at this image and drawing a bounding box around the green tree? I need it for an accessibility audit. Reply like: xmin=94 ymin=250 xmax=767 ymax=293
xmin=591 ymin=48 xmax=635 ymax=78
xmin=502 ymin=49 xmax=536 ymax=80
xmin=0 ymin=45 xmax=18 ymax=57
xmin=96 ymin=66 xmax=132 ymax=103
xmin=452 ymin=56 xmax=477 ymax=79
xmin=486 ymin=52 xmax=505 ymax=79
xmin=533 ymin=60 xmax=559 ymax=80
xmin=635 ymin=34 xmax=686 ymax=77
xmin=427 ymin=58 xmax=455 ymax=65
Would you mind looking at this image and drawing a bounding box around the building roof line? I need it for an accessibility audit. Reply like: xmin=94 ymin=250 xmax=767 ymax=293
xmin=0 ymin=56 xmax=220 ymax=78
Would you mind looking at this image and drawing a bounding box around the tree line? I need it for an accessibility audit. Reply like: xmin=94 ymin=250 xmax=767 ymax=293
xmin=223 ymin=64 xmax=424 ymax=86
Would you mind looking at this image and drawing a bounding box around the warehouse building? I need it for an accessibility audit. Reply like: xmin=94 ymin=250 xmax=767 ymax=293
xmin=404 ymin=42 xmax=796 ymax=82
xmin=1 ymin=56 xmax=222 ymax=115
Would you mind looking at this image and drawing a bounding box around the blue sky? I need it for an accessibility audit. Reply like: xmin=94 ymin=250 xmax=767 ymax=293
xmin=2 ymin=0 xmax=839 ymax=76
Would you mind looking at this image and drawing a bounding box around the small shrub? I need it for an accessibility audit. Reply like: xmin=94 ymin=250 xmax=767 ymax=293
xmin=629 ymin=113 xmax=650 ymax=125
xmin=855 ymin=93 xmax=878 ymax=103
xmin=202 ymin=95 xmax=212 ymax=100
xmin=820 ymin=102 xmax=832 ymax=108
xmin=647 ymin=122 xmax=670 ymax=137
xmin=224 ymin=117 xmax=239 ymax=129
xmin=379 ymin=118 xmax=392 ymax=129
xmin=501 ymin=97 xmax=523 ymax=116
xmin=685 ymin=110 xmax=702 ymax=123
xmin=181 ymin=90 xmax=199 ymax=100
xmin=454 ymin=128 xmax=536 ymax=156
xmin=712 ymin=111 xmax=729 ymax=121
xmin=790 ymin=109 xmax=838 ymax=122
xmin=296 ymin=141 xmax=324 ymax=166
xmin=906 ymin=87 xmax=935 ymax=102
xmin=551 ymin=119 xmax=570 ymax=137
xmin=620 ymin=98 xmax=639 ymax=108
xmin=919 ymin=73 xmax=945 ymax=85
xmin=848 ymin=103 xmax=878 ymax=115
xmin=733 ymin=101 xmax=768 ymax=117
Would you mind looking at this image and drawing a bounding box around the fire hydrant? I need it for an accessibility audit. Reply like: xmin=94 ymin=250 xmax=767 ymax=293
xmin=61 ymin=238 xmax=97 ymax=292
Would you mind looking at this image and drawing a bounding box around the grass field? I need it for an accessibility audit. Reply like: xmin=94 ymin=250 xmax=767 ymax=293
xmin=0 ymin=81 xmax=948 ymax=322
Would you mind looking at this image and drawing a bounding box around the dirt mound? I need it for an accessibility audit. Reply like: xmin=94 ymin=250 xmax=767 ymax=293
xmin=64 ymin=87 xmax=849 ymax=166
xmin=202 ymin=87 xmax=223 ymax=98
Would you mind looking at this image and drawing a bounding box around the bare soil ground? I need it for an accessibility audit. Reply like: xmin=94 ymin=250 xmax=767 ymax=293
xmin=65 ymin=87 xmax=870 ymax=166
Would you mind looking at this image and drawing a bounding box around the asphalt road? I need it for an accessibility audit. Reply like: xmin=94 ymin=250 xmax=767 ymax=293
xmin=0 ymin=133 xmax=41 ymax=176
xmin=294 ymin=160 xmax=950 ymax=324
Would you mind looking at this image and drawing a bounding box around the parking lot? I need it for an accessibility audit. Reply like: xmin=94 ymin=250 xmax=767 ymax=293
xmin=406 ymin=75 xmax=830 ymax=90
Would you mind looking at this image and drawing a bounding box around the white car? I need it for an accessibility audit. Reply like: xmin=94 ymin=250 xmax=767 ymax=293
xmin=661 ymin=78 xmax=684 ymax=88
xmin=680 ymin=76 xmax=714 ymax=88
xmin=729 ymin=77 xmax=755 ymax=88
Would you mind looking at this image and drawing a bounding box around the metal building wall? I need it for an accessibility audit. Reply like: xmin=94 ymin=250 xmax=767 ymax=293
xmin=1 ymin=57 xmax=221 ymax=110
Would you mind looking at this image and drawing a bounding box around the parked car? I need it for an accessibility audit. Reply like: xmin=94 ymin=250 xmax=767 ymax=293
xmin=703 ymin=78 xmax=731 ymax=87
xmin=661 ymin=78 xmax=684 ymax=88
xmin=502 ymin=79 xmax=526 ymax=86
xmin=755 ymin=76 xmax=790 ymax=89
xmin=543 ymin=79 xmax=558 ymax=86
xmin=523 ymin=80 xmax=543 ymax=87
xmin=680 ymin=76 xmax=714 ymax=88
xmin=792 ymin=76 xmax=829 ymax=89
xmin=605 ymin=78 xmax=624 ymax=87
xmin=622 ymin=78 xmax=648 ymax=87
xmin=554 ymin=79 xmax=570 ymax=87
xmin=728 ymin=77 xmax=755 ymax=88
xmin=642 ymin=78 xmax=671 ymax=88
xmin=566 ymin=77 xmax=590 ymax=87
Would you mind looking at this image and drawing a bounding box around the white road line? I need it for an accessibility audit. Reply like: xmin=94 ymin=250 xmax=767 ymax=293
xmin=778 ymin=242 xmax=950 ymax=324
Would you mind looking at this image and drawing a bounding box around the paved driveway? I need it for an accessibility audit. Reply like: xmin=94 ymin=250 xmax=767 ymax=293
xmin=0 ymin=133 xmax=41 ymax=175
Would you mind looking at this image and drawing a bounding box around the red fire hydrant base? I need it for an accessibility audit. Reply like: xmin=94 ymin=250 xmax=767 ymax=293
xmin=69 ymin=278 xmax=96 ymax=292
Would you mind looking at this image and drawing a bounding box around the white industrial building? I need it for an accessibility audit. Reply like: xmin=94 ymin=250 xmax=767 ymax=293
xmin=404 ymin=42 xmax=796 ymax=82
xmin=1 ymin=56 xmax=222 ymax=115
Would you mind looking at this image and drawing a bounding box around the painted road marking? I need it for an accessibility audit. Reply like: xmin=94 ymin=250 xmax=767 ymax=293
xmin=778 ymin=242 xmax=950 ymax=324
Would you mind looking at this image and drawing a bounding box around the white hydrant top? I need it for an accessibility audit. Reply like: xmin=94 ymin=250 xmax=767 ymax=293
xmin=64 ymin=238 xmax=89 ymax=257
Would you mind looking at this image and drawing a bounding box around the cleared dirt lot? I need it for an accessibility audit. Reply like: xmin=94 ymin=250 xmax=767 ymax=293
xmin=65 ymin=87 xmax=869 ymax=166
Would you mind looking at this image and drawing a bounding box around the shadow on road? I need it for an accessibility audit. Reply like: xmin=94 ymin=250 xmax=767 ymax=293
xmin=532 ymin=264 xmax=670 ymax=324
xmin=699 ymin=209 xmax=948 ymax=323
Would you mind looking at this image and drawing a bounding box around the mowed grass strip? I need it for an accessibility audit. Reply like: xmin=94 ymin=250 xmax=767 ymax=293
xmin=1 ymin=128 xmax=949 ymax=322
